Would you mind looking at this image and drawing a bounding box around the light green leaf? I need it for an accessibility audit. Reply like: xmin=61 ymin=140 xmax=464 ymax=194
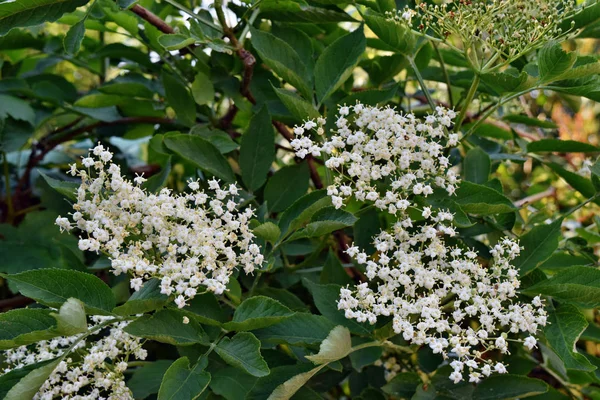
xmin=264 ymin=163 xmax=310 ymax=213
xmin=164 ymin=134 xmax=235 ymax=182
xmin=513 ymin=218 xmax=563 ymax=274
xmin=3 ymin=269 xmax=115 ymax=315
xmin=250 ymin=27 xmax=312 ymax=99
xmin=191 ymin=72 xmax=214 ymax=106
xmin=523 ymin=266 xmax=600 ymax=308
xmin=0 ymin=0 xmax=89 ymax=36
xmin=273 ymin=87 xmax=320 ymax=122
xmin=215 ymin=332 xmax=270 ymax=377
xmin=113 ymin=279 xmax=169 ymax=316
xmin=51 ymin=297 xmax=87 ymax=336
xmin=546 ymin=162 xmax=596 ymax=198
xmin=64 ymin=17 xmax=86 ymax=55
xmin=0 ymin=309 xmax=58 ymax=350
xmin=464 ymin=147 xmax=491 ymax=184
xmin=222 ymin=296 xmax=294 ymax=331
xmin=278 ymin=190 xmax=330 ymax=237
xmin=472 ymin=375 xmax=548 ymax=400
xmin=158 ymin=357 xmax=211 ymax=400
xmin=538 ymin=41 xmax=577 ymax=83
xmin=361 ymin=9 xmax=415 ymax=56
xmin=314 ymin=25 xmax=365 ymax=103
xmin=288 ymin=206 xmax=357 ymax=240
xmin=125 ymin=309 xmax=209 ymax=346
xmin=162 ymin=72 xmax=196 ymax=127
xmin=158 ymin=34 xmax=196 ymax=50
xmin=239 ymin=106 xmax=275 ymax=191
xmin=544 ymin=304 xmax=596 ymax=372
xmin=253 ymin=222 xmax=281 ymax=243
xmin=306 ymin=325 xmax=352 ymax=364
xmin=267 ymin=364 xmax=326 ymax=400
xmin=0 ymin=94 xmax=35 ymax=122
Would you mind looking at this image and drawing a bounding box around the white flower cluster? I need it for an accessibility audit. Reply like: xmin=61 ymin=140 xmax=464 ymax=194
xmin=2 ymin=316 xmax=145 ymax=399
xmin=338 ymin=216 xmax=546 ymax=383
xmin=291 ymin=104 xmax=459 ymax=215
xmin=56 ymin=145 xmax=263 ymax=308
xmin=374 ymin=352 xmax=404 ymax=382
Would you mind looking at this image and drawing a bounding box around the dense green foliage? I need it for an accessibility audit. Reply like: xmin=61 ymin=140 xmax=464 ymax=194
xmin=2 ymin=0 xmax=600 ymax=399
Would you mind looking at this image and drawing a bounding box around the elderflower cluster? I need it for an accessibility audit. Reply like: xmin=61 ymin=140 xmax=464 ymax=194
xmin=56 ymin=144 xmax=263 ymax=308
xmin=338 ymin=213 xmax=547 ymax=383
xmin=291 ymin=103 xmax=459 ymax=215
xmin=2 ymin=316 xmax=146 ymax=399
xmin=411 ymin=0 xmax=577 ymax=69
xmin=374 ymin=352 xmax=405 ymax=382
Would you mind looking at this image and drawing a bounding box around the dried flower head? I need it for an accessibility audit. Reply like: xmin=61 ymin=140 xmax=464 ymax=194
xmin=2 ymin=316 xmax=146 ymax=399
xmin=56 ymin=145 xmax=263 ymax=308
xmin=291 ymin=103 xmax=459 ymax=216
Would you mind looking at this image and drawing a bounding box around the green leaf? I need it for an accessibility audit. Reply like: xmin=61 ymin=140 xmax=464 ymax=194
xmin=39 ymin=173 xmax=78 ymax=201
xmin=382 ymin=372 xmax=421 ymax=398
xmin=303 ymin=279 xmax=371 ymax=335
xmin=472 ymin=375 xmax=548 ymax=400
xmin=464 ymin=147 xmax=491 ymax=184
xmin=51 ymin=297 xmax=87 ymax=336
xmin=0 ymin=94 xmax=35 ymax=122
xmin=349 ymin=338 xmax=383 ymax=371
xmin=503 ymin=114 xmax=557 ymax=129
xmin=546 ymin=162 xmax=596 ymax=198
xmin=250 ymin=27 xmax=312 ymax=99
xmin=113 ymin=278 xmax=169 ymax=316
xmin=527 ymin=139 xmax=599 ymax=153
xmin=191 ymin=72 xmax=214 ymax=106
xmin=320 ymin=250 xmax=353 ymax=286
xmin=210 ymin=367 xmax=258 ymax=400
xmin=239 ymin=106 xmax=275 ymax=191
xmin=361 ymin=9 xmax=415 ymax=55
xmin=513 ymin=218 xmax=563 ymax=274
xmin=215 ymin=332 xmax=270 ymax=377
xmin=523 ymin=266 xmax=600 ymax=308
xmin=254 ymin=313 xmax=336 ymax=345
xmin=259 ymin=1 xmax=355 ymax=24
xmin=125 ymin=309 xmax=209 ymax=346
xmin=267 ymin=364 xmax=325 ymax=400
xmin=158 ymin=34 xmax=196 ymax=50
xmin=0 ymin=0 xmax=89 ymax=36
xmin=162 ymin=72 xmax=196 ymax=127
xmin=538 ymin=41 xmax=577 ymax=83
xmin=164 ymin=134 xmax=235 ymax=182
xmin=544 ymin=304 xmax=596 ymax=372
xmin=453 ymin=181 xmax=516 ymax=215
xmin=278 ymin=190 xmax=330 ymax=236
xmin=314 ymin=25 xmax=365 ymax=103
xmin=158 ymin=357 xmax=211 ymax=400
xmin=265 ymin=163 xmax=310 ymax=213
xmin=305 ymin=325 xmax=352 ymax=364
xmin=0 ymin=309 xmax=58 ymax=350
xmin=63 ymin=17 xmax=86 ymax=55
xmin=185 ymin=292 xmax=229 ymax=326
xmin=222 ymin=296 xmax=294 ymax=331
xmin=190 ymin=127 xmax=238 ymax=154
xmin=288 ymin=206 xmax=357 ymax=240
xmin=4 ymin=360 xmax=60 ymax=400
xmin=129 ymin=360 xmax=174 ymax=400
xmin=3 ymin=269 xmax=115 ymax=315
xmin=254 ymin=222 xmax=281 ymax=243
xmin=274 ymin=87 xmax=320 ymax=122
xmin=480 ymin=71 xmax=534 ymax=94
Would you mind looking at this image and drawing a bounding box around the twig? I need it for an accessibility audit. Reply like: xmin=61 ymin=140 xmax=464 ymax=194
xmin=131 ymin=4 xmax=174 ymax=34
xmin=514 ymin=187 xmax=556 ymax=208
xmin=0 ymin=295 xmax=34 ymax=311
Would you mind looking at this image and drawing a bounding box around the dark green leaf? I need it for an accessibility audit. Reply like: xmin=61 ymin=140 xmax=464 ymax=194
xmin=253 ymin=222 xmax=281 ymax=243
xmin=361 ymin=9 xmax=415 ymax=55
xmin=314 ymin=25 xmax=365 ymax=103
xmin=538 ymin=41 xmax=577 ymax=83
xmin=473 ymin=375 xmax=548 ymax=400
xmin=215 ymin=332 xmax=270 ymax=377
xmin=125 ymin=309 xmax=209 ymax=346
xmin=523 ymin=266 xmax=600 ymax=308
xmin=264 ymin=163 xmax=310 ymax=213
xmin=239 ymin=106 xmax=275 ymax=191
xmin=39 ymin=173 xmax=78 ymax=201
xmin=129 ymin=360 xmax=174 ymax=399
xmin=4 ymin=360 xmax=60 ymax=400
xmin=223 ymin=296 xmax=294 ymax=331
xmin=528 ymin=139 xmax=599 ymax=153
xmin=164 ymin=134 xmax=235 ymax=182
xmin=274 ymin=87 xmax=320 ymax=122
xmin=381 ymin=372 xmax=421 ymax=398
xmin=158 ymin=357 xmax=211 ymax=400
xmin=209 ymin=367 xmax=258 ymax=400
xmin=158 ymin=34 xmax=196 ymax=50
xmin=3 ymin=269 xmax=115 ymax=315
xmin=464 ymin=147 xmax=491 ymax=184
xmin=0 ymin=309 xmax=58 ymax=350
xmin=454 ymin=181 xmax=516 ymax=215
xmin=254 ymin=313 xmax=336 ymax=346
xmin=0 ymin=0 xmax=89 ymax=36
xmin=162 ymin=72 xmax=196 ymax=126
xmin=278 ymin=190 xmax=331 ymax=237
xmin=320 ymin=250 xmax=353 ymax=286
xmin=63 ymin=18 xmax=86 ymax=55
xmin=289 ymin=206 xmax=357 ymax=240
xmin=513 ymin=218 xmax=563 ymax=274
xmin=113 ymin=279 xmax=169 ymax=316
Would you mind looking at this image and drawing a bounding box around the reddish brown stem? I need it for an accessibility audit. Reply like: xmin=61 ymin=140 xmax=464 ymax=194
xmin=131 ymin=5 xmax=174 ymax=34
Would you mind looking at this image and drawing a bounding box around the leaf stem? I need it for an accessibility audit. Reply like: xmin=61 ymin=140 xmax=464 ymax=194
xmin=2 ymin=152 xmax=14 ymax=224
xmin=407 ymin=57 xmax=435 ymax=110
xmin=454 ymin=74 xmax=480 ymax=133
xmin=432 ymin=42 xmax=453 ymax=108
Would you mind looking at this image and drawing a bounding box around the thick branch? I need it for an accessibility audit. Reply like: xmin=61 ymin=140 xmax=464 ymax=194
xmin=131 ymin=5 xmax=174 ymax=34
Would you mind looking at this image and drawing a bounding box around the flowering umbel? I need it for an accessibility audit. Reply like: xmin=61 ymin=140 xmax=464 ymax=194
xmin=56 ymin=145 xmax=263 ymax=308
xmin=291 ymin=103 xmax=459 ymax=215
xmin=2 ymin=317 xmax=146 ymax=399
